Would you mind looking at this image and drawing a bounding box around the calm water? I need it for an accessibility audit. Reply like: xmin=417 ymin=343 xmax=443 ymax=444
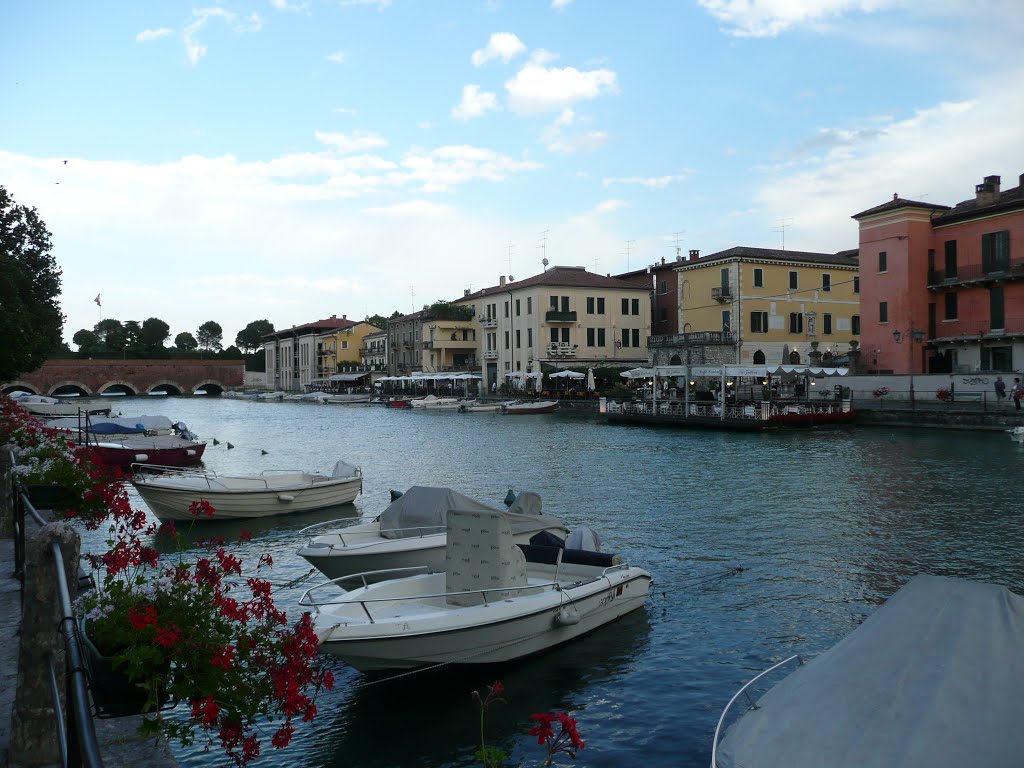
xmin=88 ymin=397 xmax=1024 ymax=767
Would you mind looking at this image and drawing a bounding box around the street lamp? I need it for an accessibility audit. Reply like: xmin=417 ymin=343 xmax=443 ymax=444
xmin=893 ymin=326 xmax=926 ymax=407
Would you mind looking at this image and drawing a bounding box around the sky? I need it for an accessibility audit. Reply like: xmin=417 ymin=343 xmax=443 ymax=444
xmin=2 ymin=0 xmax=1023 ymax=349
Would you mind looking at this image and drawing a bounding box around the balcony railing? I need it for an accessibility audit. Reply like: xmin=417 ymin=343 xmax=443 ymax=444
xmin=546 ymin=342 xmax=577 ymax=357
xmin=545 ymin=310 xmax=577 ymax=323
xmin=483 ymin=349 xmax=498 ymax=359
xmin=928 ymin=257 xmax=1024 ymax=287
xmin=478 ymin=317 xmax=498 ymax=328
xmin=711 ymin=286 xmax=731 ymax=302
xmin=648 ymin=331 xmax=738 ymax=347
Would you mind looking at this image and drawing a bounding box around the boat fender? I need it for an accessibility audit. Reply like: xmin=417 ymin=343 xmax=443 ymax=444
xmin=278 ymin=494 xmax=295 ymax=503
xmin=186 ymin=449 xmax=196 ymax=457
xmin=134 ymin=453 xmax=149 ymax=462
xmin=553 ymin=606 xmax=580 ymax=627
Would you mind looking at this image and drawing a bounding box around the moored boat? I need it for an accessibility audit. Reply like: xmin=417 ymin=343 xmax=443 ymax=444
xmin=12 ymin=394 xmax=112 ymax=418
xmin=301 ymin=507 xmax=651 ymax=671
xmin=132 ymin=460 xmax=363 ymax=520
xmin=503 ymin=400 xmax=560 ymax=414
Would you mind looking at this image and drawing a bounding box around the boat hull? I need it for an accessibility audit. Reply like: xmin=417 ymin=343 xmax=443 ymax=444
xmin=503 ymin=401 xmax=559 ymax=414
xmin=315 ymin=568 xmax=652 ymax=670
xmin=86 ymin=439 xmax=206 ymax=467
xmin=134 ymin=474 xmax=362 ymax=520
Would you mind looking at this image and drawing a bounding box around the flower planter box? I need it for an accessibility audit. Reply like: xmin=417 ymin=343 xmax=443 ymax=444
xmin=80 ymin=619 xmax=170 ymax=718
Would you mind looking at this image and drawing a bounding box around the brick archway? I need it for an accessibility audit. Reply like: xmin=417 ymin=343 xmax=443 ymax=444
xmin=2 ymin=380 xmax=41 ymax=395
xmin=97 ymin=380 xmax=138 ymax=396
xmin=48 ymin=380 xmax=94 ymax=396
xmin=193 ymin=380 xmax=226 ymax=395
xmin=147 ymin=380 xmax=185 ymax=395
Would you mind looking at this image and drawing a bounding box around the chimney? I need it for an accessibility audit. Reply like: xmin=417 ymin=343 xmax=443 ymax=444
xmin=464 ymin=288 xmax=471 ymax=297
xmin=342 ymin=314 xmax=347 ymax=320
xmin=660 ymin=256 xmax=665 ymax=265
xmin=689 ymin=249 xmax=700 ymax=261
xmin=499 ymin=276 xmax=506 ymax=287
xmin=975 ymin=175 xmax=1001 ymax=204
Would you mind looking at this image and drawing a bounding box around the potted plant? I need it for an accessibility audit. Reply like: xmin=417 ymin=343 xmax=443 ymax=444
xmin=80 ymin=500 xmax=334 ymax=764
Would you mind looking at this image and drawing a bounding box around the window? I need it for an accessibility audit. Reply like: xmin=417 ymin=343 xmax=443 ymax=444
xmin=515 ymin=299 xmax=521 ymax=316
xmin=945 ymin=292 xmax=958 ymax=320
xmin=788 ymin=312 xmax=803 ymax=333
xmin=341 ymin=340 xmax=348 ymax=349
xmin=504 ymin=301 xmax=509 ymax=318
xmin=822 ymin=274 xmax=831 ymax=292
xmin=789 ymin=271 xmax=798 ymax=290
xmin=515 ymin=329 xmax=521 ymax=348
xmin=550 ymin=296 xmax=558 ymax=310
xmin=753 ymin=268 xmax=763 ymax=288
xmin=527 ymin=297 xmax=532 ymax=314
xmin=878 ymin=251 xmax=887 ymax=272
xmin=823 ymin=313 xmax=832 ymax=335
xmin=550 ymin=328 xmax=558 ymax=344
xmin=721 ymin=267 xmax=730 ymax=292
xmin=982 ymin=230 xmax=1010 ymax=273
xmin=879 ymin=301 xmax=888 ymax=323
xmin=944 ymin=240 xmax=958 ymax=278
xmin=560 ymin=296 xmax=570 ymax=312
xmin=659 ymin=307 xmax=668 ymax=322
xmin=621 ymin=298 xmax=629 ymax=314
xmin=587 ymin=297 xmax=595 ymax=314
xmin=597 ymin=328 xmax=606 ymax=347
xmin=560 ymin=328 xmax=569 ymax=344
xmin=659 ymin=280 xmax=667 ymax=294
xmin=750 ymin=311 xmax=768 ymax=333
xmin=852 ymin=315 xmax=860 ymax=335
xmin=504 ymin=331 xmax=510 ymax=349
xmin=722 ymin=310 xmax=731 ymax=332
xmin=854 ymin=276 xmax=860 ymax=294
xmin=631 ymin=298 xmax=640 ymax=315
xmin=587 ymin=328 xmax=595 ymax=346
xmin=621 ymin=329 xmax=630 ymax=347
xmin=597 ymin=297 xmax=605 ymax=314
xmin=631 ymin=328 xmax=640 ymax=347
xmin=991 ymin=286 xmax=1004 ymax=329
xmin=527 ymin=329 xmax=533 ymax=347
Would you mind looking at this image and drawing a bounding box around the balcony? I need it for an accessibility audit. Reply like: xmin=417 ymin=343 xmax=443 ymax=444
xmin=711 ymin=286 xmax=731 ymax=302
xmin=483 ymin=349 xmax=498 ymax=359
xmin=927 ymin=257 xmax=1024 ymax=288
xmin=546 ymin=342 xmax=577 ymax=357
xmin=478 ymin=316 xmax=498 ymax=328
xmin=648 ymin=331 xmax=738 ymax=347
xmin=545 ymin=310 xmax=577 ymax=323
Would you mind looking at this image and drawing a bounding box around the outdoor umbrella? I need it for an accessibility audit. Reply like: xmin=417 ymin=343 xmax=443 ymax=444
xmin=586 ymin=368 xmax=596 ymax=392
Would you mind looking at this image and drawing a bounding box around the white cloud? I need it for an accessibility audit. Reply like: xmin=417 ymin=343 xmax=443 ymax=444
xmin=450 ymin=85 xmax=500 ymax=121
xmin=569 ymin=198 xmax=630 ymax=222
xmin=270 ymin=0 xmax=311 ymax=13
xmin=400 ymin=144 xmax=542 ymax=192
xmin=546 ymin=130 xmax=608 ymax=155
xmin=239 ymin=12 xmax=264 ymax=33
xmin=551 ymin=0 xmax=573 ymax=10
xmin=338 ymin=0 xmax=392 ymax=8
xmin=505 ymin=62 xmax=618 ymax=115
xmin=362 ymin=200 xmax=454 ymax=216
xmin=314 ymin=130 xmax=389 ymax=153
xmin=602 ymin=172 xmax=694 ymax=188
xmin=136 ymin=27 xmax=173 ymax=43
xmin=182 ymin=7 xmax=263 ymax=66
xmin=471 ymin=32 xmax=527 ymax=67
xmin=697 ymin=0 xmax=901 ymax=38
xmin=333 ymin=107 xmax=358 ymax=115
xmin=326 ymin=50 xmax=347 ymax=63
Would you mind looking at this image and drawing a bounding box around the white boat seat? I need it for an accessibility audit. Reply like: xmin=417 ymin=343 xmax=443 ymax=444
xmin=445 ymin=508 xmax=527 ymax=607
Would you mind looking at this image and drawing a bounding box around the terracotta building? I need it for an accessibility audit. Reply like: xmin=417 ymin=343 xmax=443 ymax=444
xmin=853 ymin=172 xmax=1024 ymax=374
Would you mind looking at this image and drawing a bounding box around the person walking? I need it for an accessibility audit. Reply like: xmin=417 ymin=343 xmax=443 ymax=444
xmin=995 ymin=375 xmax=1007 ymax=407
xmin=1014 ymin=377 xmax=1023 ymax=412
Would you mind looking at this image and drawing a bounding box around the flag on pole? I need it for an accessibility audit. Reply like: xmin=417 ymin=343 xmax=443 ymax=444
xmin=94 ymin=294 xmax=101 ymax=307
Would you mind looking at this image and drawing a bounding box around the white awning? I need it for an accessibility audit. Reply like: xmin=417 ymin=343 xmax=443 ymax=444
xmin=328 ymin=372 xmax=369 ymax=381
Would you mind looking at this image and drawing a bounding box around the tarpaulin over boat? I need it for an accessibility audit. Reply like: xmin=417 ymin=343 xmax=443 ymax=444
xmin=715 ymin=575 xmax=1024 ymax=768
xmin=379 ymin=486 xmax=565 ymax=541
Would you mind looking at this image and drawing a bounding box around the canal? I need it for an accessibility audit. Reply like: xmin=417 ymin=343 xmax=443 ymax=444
xmin=94 ymin=397 xmax=1024 ymax=767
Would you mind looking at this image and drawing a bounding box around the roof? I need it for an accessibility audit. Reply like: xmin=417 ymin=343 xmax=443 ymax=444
xmin=935 ymin=176 xmax=1024 ymax=226
xmin=678 ymin=246 xmax=858 ymax=269
xmin=851 ymin=195 xmax=950 ymax=219
xmin=458 ymin=266 xmax=650 ymax=302
xmin=614 ymin=260 xmax=685 ymax=280
xmin=264 ymin=316 xmax=359 ymax=339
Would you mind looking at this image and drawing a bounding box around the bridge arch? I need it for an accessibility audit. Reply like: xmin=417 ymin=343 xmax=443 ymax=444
xmin=3 ymin=381 xmax=39 ymax=395
xmin=97 ymin=380 xmax=138 ymax=396
xmin=147 ymin=380 xmax=184 ymax=395
xmin=193 ymin=380 xmax=226 ymax=395
xmin=49 ymin=381 xmax=93 ymax=397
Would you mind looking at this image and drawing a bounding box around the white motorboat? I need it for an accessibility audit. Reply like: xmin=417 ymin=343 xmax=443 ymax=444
xmin=132 ymin=460 xmax=363 ymax=520
xmin=503 ymin=400 xmax=560 ymax=414
xmin=409 ymin=395 xmax=463 ymax=409
xmin=325 ymin=393 xmax=372 ymax=404
xmin=458 ymin=400 xmax=509 ymax=413
xmin=301 ymin=507 xmax=652 ymax=671
xmin=711 ymin=575 xmax=1024 ymax=768
xmin=297 ymin=486 xmax=568 ymax=580
xmin=1008 ymin=426 xmax=1024 ymax=441
xmin=12 ymin=394 xmax=112 ymax=418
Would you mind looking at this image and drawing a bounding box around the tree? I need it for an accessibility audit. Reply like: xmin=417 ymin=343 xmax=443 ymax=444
xmin=197 ymin=320 xmax=223 ymax=352
xmin=235 ymin=319 xmax=275 ymax=354
xmin=140 ymin=317 xmax=170 ymax=352
xmin=175 ymin=332 xmax=198 ymax=351
xmin=364 ymin=314 xmax=389 ymax=331
xmin=123 ymin=320 xmax=143 ymax=352
xmin=94 ymin=318 xmax=127 ymax=353
xmin=72 ymin=329 xmax=100 ymax=355
xmin=0 ymin=186 xmax=64 ymax=379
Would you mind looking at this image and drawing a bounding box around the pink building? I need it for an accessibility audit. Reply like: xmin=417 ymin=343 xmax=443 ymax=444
xmin=853 ymin=173 xmax=1024 ymax=374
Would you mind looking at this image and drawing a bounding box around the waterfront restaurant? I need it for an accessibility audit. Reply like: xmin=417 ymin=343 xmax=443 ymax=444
xmin=605 ymin=364 xmax=853 ymax=429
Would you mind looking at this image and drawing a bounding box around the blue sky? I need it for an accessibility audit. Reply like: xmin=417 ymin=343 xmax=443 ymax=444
xmin=2 ymin=0 xmax=1022 ymax=347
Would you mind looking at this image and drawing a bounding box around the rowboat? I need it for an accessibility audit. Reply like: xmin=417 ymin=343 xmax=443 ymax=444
xmin=132 ymin=460 xmax=362 ymax=520
xmin=301 ymin=507 xmax=651 ymax=671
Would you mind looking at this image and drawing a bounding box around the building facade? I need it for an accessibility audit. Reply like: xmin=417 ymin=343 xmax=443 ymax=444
xmin=661 ymin=246 xmax=860 ymax=367
xmin=387 ymin=311 xmax=423 ymax=375
xmin=262 ymin=315 xmax=371 ymax=392
xmin=456 ymin=266 xmax=652 ymax=392
xmin=853 ymin=173 xmax=1024 ymax=374
xmin=615 ymin=253 xmax=686 ymax=338
xmin=362 ymin=330 xmax=387 ymax=370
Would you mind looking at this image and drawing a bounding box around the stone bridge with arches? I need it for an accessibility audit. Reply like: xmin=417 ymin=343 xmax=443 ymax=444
xmin=2 ymin=359 xmax=244 ymax=397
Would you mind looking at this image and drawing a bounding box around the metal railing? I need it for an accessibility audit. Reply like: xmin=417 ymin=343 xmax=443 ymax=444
xmin=648 ymin=331 xmax=738 ymax=347
xmin=11 ymin=466 xmax=104 ymax=768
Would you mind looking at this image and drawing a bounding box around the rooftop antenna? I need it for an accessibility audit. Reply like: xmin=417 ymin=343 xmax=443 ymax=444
xmin=592 ymin=255 xmax=600 ymax=271
xmin=623 ymin=239 xmax=636 ymax=271
xmin=774 ymin=217 xmax=793 ymax=250
xmin=506 ymin=243 xmax=515 ymax=281
xmin=539 ymin=229 xmax=550 ymax=270
xmin=671 ymin=230 xmax=685 ymax=261
xmin=410 ymin=286 xmax=416 ymax=313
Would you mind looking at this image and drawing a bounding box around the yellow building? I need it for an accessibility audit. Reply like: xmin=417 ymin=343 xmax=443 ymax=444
xmin=318 ymin=320 xmax=383 ymax=375
xmin=675 ymin=247 xmax=860 ymax=365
